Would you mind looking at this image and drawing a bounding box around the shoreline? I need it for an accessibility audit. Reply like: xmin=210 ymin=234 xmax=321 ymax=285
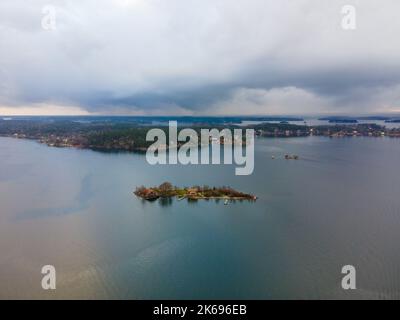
xmin=1 ymin=131 xmax=400 ymax=156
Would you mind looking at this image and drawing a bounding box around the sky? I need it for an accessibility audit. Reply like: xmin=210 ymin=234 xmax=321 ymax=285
xmin=1 ymin=0 xmax=400 ymax=116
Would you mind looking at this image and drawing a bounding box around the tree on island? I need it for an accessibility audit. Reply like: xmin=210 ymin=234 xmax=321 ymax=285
xmin=158 ymin=182 xmax=173 ymax=197
xmin=135 ymin=185 xmax=146 ymax=194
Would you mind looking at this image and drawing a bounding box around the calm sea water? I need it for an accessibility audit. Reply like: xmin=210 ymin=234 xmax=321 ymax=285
xmin=1 ymin=136 xmax=400 ymax=299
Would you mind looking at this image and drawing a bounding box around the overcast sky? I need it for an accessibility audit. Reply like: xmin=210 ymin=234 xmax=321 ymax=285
xmin=1 ymin=0 xmax=400 ymax=115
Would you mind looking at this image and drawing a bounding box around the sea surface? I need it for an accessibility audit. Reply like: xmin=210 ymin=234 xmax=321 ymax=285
xmin=1 ymin=136 xmax=400 ymax=299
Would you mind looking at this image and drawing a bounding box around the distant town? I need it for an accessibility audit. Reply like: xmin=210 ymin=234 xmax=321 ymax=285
xmin=253 ymin=122 xmax=400 ymax=138
xmin=1 ymin=117 xmax=400 ymax=153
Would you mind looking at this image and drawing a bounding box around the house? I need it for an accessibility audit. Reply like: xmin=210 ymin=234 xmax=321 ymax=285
xmin=186 ymin=188 xmax=198 ymax=196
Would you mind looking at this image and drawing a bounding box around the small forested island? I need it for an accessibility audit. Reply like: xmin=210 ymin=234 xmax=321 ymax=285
xmin=134 ymin=182 xmax=257 ymax=202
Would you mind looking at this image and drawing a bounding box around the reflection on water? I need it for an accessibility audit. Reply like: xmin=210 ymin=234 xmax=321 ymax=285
xmin=1 ymin=136 xmax=400 ymax=299
xmin=158 ymin=197 xmax=173 ymax=207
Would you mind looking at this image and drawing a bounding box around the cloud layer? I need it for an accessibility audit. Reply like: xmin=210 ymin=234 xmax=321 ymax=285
xmin=1 ymin=0 xmax=400 ymax=115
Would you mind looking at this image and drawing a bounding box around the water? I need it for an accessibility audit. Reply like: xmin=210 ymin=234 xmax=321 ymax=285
xmin=1 ymin=136 xmax=400 ymax=299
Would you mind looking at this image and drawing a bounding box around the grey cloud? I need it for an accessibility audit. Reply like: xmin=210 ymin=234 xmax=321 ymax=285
xmin=1 ymin=0 xmax=400 ymax=115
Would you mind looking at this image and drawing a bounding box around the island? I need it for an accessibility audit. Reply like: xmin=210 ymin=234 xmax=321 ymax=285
xmin=134 ymin=182 xmax=257 ymax=202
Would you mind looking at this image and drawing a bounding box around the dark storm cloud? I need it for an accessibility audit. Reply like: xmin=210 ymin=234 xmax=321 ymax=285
xmin=1 ymin=0 xmax=400 ymax=115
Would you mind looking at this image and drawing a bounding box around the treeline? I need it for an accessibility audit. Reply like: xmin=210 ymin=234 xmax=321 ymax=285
xmin=2 ymin=119 xmax=400 ymax=153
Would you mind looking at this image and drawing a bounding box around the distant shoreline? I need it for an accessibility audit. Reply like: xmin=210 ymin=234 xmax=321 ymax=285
xmin=1 ymin=119 xmax=400 ymax=154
